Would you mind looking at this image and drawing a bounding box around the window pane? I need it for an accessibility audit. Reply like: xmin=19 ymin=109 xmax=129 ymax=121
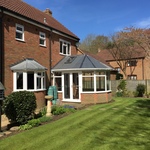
xmin=106 ymin=72 xmax=110 ymax=90
xmin=40 ymin=39 xmax=44 ymax=45
xmin=82 ymin=77 xmax=94 ymax=91
xmin=82 ymin=72 xmax=94 ymax=76
xmin=37 ymin=78 xmax=41 ymax=89
xmin=96 ymin=76 xmax=105 ymax=91
xmin=55 ymin=78 xmax=62 ymax=91
xmin=60 ymin=41 xmax=63 ymax=53
xmin=67 ymin=44 xmax=70 ymax=54
xmin=16 ymin=32 xmax=22 ymax=39
xmin=96 ymin=71 xmax=105 ymax=75
xmin=63 ymin=45 xmax=67 ymax=54
xmin=17 ymin=26 xmax=23 ymax=31
xmin=27 ymin=72 xmax=34 ymax=89
xmin=17 ymin=72 xmax=23 ymax=89
xmin=54 ymin=72 xmax=61 ymax=76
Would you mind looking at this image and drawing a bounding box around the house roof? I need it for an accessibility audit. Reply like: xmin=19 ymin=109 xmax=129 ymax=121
xmin=97 ymin=49 xmax=146 ymax=61
xmin=52 ymin=54 xmax=113 ymax=71
xmin=0 ymin=0 xmax=79 ymax=40
xmin=10 ymin=58 xmax=47 ymax=71
xmin=78 ymin=49 xmax=112 ymax=67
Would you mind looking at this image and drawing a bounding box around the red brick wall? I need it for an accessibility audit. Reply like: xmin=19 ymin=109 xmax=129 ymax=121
xmin=34 ymin=91 xmax=46 ymax=110
xmin=51 ymin=33 xmax=78 ymax=67
xmin=2 ymin=14 xmax=78 ymax=110
xmin=3 ymin=15 xmax=50 ymax=95
xmin=81 ymin=92 xmax=112 ymax=104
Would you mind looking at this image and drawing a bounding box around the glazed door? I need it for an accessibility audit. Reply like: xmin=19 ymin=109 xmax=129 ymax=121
xmin=63 ymin=73 xmax=79 ymax=100
xmin=64 ymin=73 xmax=70 ymax=99
xmin=72 ymin=73 xmax=79 ymax=99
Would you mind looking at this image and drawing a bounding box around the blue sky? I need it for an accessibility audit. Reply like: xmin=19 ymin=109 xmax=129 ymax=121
xmin=23 ymin=0 xmax=150 ymax=41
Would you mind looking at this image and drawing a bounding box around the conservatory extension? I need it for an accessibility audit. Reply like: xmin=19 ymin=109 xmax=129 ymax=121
xmin=52 ymin=54 xmax=113 ymax=104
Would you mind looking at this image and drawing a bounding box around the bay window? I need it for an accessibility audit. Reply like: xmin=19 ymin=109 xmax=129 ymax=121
xmin=14 ymin=71 xmax=46 ymax=91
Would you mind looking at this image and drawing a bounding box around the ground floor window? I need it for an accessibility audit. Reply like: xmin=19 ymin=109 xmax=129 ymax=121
xmin=52 ymin=70 xmax=111 ymax=95
xmin=82 ymin=71 xmax=110 ymax=92
xmin=82 ymin=72 xmax=94 ymax=91
xmin=127 ymin=75 xmax=137 ymax=80
xmin=14 ymin=71 xmax=46 ymax=91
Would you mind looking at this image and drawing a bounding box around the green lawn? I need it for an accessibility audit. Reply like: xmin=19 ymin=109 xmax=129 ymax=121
xmin=1 ymin=97 xmax=150 ymax=150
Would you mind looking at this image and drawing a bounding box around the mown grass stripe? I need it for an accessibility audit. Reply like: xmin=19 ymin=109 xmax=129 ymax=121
xmin=1 ymin=98 xmax=150 ymax=150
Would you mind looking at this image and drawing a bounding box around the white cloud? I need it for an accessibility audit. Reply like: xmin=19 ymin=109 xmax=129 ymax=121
xmin=134 ymin=17 xmax=150 ymax=28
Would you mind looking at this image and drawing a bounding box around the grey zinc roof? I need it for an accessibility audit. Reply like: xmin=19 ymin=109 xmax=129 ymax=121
xmin=52 ymin=55 xmax=112 ymax=71
xmin=10 ymin=58 xmax=47 ymax=71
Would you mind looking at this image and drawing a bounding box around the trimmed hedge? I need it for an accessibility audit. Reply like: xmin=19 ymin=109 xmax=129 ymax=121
xmin=3 ymin=91 xmax=37 ymax=125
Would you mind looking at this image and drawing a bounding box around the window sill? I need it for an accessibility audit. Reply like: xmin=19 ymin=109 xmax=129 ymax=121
xmin=59 ymin=53 xmax=71 ymax=56
xmin=62 ymin=99 xmax=81 ymax=103
xmin=15 ymin=38 xmax=25 ymax=42
xmin=39 ymin=44 xmax=47 ymax=48
xmin=14 ymin=89 xmax=46 ymax=92
xmin=81 ymin=90 xmax=112 ymax=93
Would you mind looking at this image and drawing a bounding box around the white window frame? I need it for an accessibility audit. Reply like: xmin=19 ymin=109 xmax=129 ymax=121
xmin=59 ymin=39 xmax=71 ymax=55
xmin=52 ymin=72 xmax=62 ymax=92
xmin=39 ymin=32 xmax=46 ymax=46
xmin=82 ymin=71 xmax=111 ymax=93
xmin=16 ymin=24 xmax=24 ymax=41
xmin=127 ymin=75 xmax=137 ymax=80
xmin=13 ymin=71 xmax=46 ymax=92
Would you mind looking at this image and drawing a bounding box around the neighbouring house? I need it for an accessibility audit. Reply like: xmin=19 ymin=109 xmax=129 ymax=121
xmin=97 ymin=49 xmax=149 ymax=80
xmin=0 ymin=0 xmax=113 ymax=108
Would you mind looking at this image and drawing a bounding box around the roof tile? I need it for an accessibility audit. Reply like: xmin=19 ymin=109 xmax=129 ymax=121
xmin=0 ymin=0 xmax=79 ymax=39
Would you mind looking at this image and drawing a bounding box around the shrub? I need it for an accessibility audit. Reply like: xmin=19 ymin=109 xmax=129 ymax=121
xmin=136 ymin=84 xmax=146 ymax=97
xmin=27 ymin=119 xmax=41 ymax=127
xmin=20 ymin=119 xmax=41 ymax=130
xmin=116 ymin=80 xmax=127 ymax=97
xmin=3 ymin=91 xmax=37 ymax=125
xmin=20 ymin=124 xmax=32 ymax=130
xmin=52 ymin=105 xmax=66 ymax=115
xmin=52 ymin=105 xmax=76 ymax=115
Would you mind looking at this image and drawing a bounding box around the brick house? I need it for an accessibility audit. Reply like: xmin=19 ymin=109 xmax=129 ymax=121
xmin=0 ymin=0 xmax=112 ymax=108
xmin=97 ymin=49 xmax=149 ymax=80
xmin=0 ymin=0 xmax=79 ymax=109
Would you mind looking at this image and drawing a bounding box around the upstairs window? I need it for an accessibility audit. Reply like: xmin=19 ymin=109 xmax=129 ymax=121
xmin=39 ymin=32 xmax=46 ymax=46
xmin=16 ymin=24 xmax=24 ymax=41
xmin=60 ymin=39 xmax=71 ymax=55
xmin=127 ymin=60 xmax=137 ymax=67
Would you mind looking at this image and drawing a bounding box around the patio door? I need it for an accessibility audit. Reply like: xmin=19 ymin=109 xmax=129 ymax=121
xmin=64 ymin=73 xmax=79 ymax=100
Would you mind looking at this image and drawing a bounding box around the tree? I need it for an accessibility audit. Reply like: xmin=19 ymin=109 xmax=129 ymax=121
xmin=90 ymin=35 xmax=109 ymax=53
xmin=106 ymin=27 xmax=146 ymax=78
xmin=118 ymin=27 xmax=150 ymax=57
xmin=79 ymin=34 xmax=96 ymax=52
xmin=79 ymin=34 xmax=109 ymax=53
